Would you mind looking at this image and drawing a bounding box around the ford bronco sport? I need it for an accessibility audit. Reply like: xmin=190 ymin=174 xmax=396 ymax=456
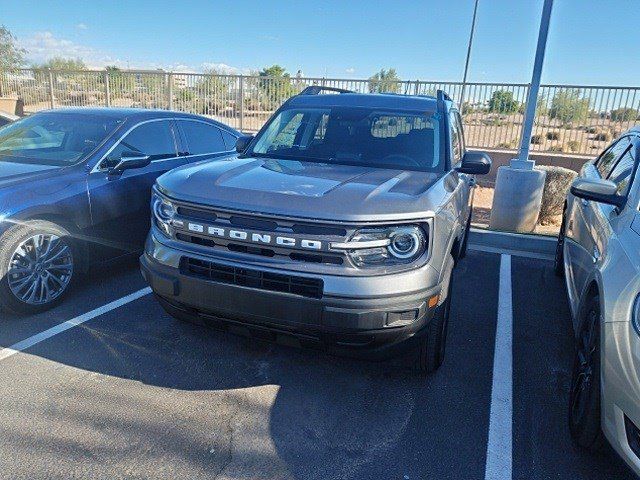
xmin=140 ymin=87 xmax=491 ymax=373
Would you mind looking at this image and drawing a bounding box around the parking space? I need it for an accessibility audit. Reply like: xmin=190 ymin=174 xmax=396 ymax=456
xmin=0 ymin=249 xmax=634 ymax=479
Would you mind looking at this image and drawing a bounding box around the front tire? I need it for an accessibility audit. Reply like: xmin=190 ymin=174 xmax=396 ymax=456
xmin=410 ymin=256 xmax=454 ymax=374
xmin=568 ymin=295 xmax=604 ymax=452
xmin=0 ymin=221 xmax=78 ymax=315
xmin=554 ymin=209 xmax=567 ymax=277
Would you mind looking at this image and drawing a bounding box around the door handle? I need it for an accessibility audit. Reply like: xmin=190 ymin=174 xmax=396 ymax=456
xmin=581 ymin=199 xmax=589 ymax=207
xmin=593 ymin=246 xmax=600 ymax=263
xmin=468 ymin=177 xmax=477 ymax=187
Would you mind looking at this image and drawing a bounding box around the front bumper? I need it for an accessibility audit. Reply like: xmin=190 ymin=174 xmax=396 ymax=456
xmin=141 ymin=231 xmax=444 ymax=358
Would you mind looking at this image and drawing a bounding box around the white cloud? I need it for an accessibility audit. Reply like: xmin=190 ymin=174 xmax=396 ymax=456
xmin=76 ymin=23 xmax=88 ymax=30
xmin=345 ymin=67 xmax=356 ymax=74
xmin=201 ymin=62 xmax=252 ymax=75
xmin=20 ymin=31 xmax=100 ymax=63
xmin=19 ymin=31 xmax=248 ymax=74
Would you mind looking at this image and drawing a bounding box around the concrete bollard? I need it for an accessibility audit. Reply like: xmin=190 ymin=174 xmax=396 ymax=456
xmin=489 ymin=159 xmax=546 ymax=233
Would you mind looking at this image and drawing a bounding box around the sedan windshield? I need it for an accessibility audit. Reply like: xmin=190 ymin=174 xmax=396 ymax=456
xmin=250 ymin=106 xmax=441 ymax=171
xmin=0 ymin=113 xmax=123 ymax=166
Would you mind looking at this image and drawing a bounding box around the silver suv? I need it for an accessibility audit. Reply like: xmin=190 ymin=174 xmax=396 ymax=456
xmin=140 ymin=87 xmax=491 ymax=373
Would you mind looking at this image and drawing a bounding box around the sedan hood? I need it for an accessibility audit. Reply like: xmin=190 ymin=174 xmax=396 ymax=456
xmin=0 ymin=160 xmax=61 ymax=189
xmin=157 ymin=156 xmax=445 ymax=222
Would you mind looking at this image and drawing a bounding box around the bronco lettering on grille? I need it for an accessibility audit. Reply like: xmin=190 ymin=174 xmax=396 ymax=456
xmin=177 ymin=221 xmax=323 ymax=250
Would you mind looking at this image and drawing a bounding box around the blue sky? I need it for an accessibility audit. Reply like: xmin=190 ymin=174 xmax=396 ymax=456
xmin=3 ymin=0 xmax=638 ymax=85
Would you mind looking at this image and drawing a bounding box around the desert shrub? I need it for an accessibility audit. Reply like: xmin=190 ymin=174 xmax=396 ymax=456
xmin=584 ymin=125 xmax=598 ymax=133
xmin=497 ymin=140 xmax=516 ymax=149
xmin=611 ymin=107 xmax=639 ymax=122
xmin=593 ymin=131 xmax=611 ymax=142
xmin=546 ymin=131 xmax=560 ymax=140
xmin=535 ymin=166 xmax=578 ymax=224
xmin=530 ymin=134 xmax=543 ymax=144
xmin=566 ymin=140 xmax=580 ymax=152
xmin=548 ymin=144 xmax=566 ymax=152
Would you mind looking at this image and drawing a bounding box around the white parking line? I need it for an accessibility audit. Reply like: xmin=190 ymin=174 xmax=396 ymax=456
xmin=485 ymin=254 xmax=513 ymax=480
xmin=0 ymin=287 xmax=152 ymax=363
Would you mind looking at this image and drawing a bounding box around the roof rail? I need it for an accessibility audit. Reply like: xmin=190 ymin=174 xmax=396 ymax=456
xmin=436 ymin=90 xmax=452 ymax=102
xmin=300 ymin=86 xmax=354 ymax=95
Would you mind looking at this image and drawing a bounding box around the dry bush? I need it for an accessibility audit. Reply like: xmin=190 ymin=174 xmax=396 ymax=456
xmin=593 ymin=131 xmax=611 ymax=142
xmin=584 ymin=126 xmax=598 ymax=134
xmin=548 ymin=144 xmax=566 ymax=152
xmin=497 ymin=140 xmax=516 ymax=149
xmin=530 ymin=134 xmax=543 ymax=144
xmin=535 ymin=165 xmax=578 ymax=224
xmin=566 ymin=140 xmax=580 ymax=152
xmin=546 ymin=131 xmax=560 ymax=140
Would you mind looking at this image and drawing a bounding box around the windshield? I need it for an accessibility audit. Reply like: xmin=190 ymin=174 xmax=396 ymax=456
xmin=0 ymin=113 xmax=122 ymax=166
xmin=250 ymin=106 xmax=441 ymax=171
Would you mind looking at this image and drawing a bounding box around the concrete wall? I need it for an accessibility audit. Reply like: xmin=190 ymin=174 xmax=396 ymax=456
xmin=477 ymin=149 xmax=591 ymax=187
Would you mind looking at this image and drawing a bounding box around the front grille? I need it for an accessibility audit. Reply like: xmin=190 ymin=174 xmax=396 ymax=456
xmin=171 ymin=204 xmax=351 ymax=266
xmin=182 ymin=258 xmax=324 ymax=298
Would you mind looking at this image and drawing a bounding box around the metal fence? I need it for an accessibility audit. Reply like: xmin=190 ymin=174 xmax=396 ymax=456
xmin=1 ymin=68 xmax=639 ymax=156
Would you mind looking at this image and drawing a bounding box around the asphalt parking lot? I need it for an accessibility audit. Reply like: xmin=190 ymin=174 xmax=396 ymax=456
xmin=0 ymin=247 xmax=636 ymax=479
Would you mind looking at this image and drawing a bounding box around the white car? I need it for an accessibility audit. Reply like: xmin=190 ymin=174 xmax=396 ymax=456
xmin=555 ymin=126 xmax=640 ymax=477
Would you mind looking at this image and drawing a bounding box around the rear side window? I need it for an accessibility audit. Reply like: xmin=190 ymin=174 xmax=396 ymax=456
xmin=180 ymin=121 xmax=226 ymax=155
xmin=597 ymin=137 xmax=630 ymax=178
xmin=607 ymin=144 xmax=637 ymax=195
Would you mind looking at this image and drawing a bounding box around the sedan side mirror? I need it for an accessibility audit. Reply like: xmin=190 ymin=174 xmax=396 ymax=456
xmin=570 ymin=178 xmax=625 ymax=208
xmin=235 ymin=135 xmax=254 ymax=153
xmin=110 ymin=150 xmax=151 ymax=175
xmin=456 ymin=151 xmax=492 ymax=175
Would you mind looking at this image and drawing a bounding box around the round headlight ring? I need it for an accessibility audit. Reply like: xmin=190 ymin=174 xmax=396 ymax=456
xmin=154 ymin=198 xmax=175 ymax=223
xmin=388 ymin=227 xmax=423 ymax=259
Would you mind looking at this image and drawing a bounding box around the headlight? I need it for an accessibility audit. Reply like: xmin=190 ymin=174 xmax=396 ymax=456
xmin=152 ymin=191 xmax=175 ymax=235
xmin=632 ymin=294 xmax=640 ymax=336
xmin=332 ymin=224 xmax=427 ymax=267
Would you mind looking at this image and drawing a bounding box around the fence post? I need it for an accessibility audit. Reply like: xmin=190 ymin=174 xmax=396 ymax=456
xmin=104 ymin=71 xmax=111 ymax=107
xmin=47 ymin=69 xmax=55 ymax=109
xmin=167 ymin=72 xmax=174 ymax=110
xmin=239 ymin=75 xmax=244 ymax=132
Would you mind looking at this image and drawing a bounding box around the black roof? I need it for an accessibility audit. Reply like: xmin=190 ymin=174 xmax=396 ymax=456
xmin=38 ymin=107 xmax=240 ymax=133
xmin=287 ymin=92 xmax=439 ymax=112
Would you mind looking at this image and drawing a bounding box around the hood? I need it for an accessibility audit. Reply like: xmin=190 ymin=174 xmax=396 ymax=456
xmin=157 ymin=156 xmax=446 ymax=222
xmin=0 ymin=160 xmax=61 ymax=189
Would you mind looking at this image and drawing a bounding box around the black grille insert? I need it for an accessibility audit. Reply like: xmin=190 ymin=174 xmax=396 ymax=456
xmin=182 ymin=258 xmax=323 ymax=298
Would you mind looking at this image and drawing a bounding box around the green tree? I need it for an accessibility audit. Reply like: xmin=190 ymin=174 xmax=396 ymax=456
xmin=192 ymin=68 xmax=232 ymax=114
xmin=0 ymin=26 xmax=26 ymax=96
xmin=368 ymin=68 xmax=400 ymax=93
xmin=610 ymin=107 xmax=639 ymax=122
xmin=488 ymin=90 xmax=519 ymax=114
xmin=32 ymin=57 xmax=86 ymax=71
xmin=0 ymin=26 xmax=25 ymax=73
xmin=549 ymin=89 xmax=590 ymax=125
xmin=258 ymin=65 xmax=298 ymax=109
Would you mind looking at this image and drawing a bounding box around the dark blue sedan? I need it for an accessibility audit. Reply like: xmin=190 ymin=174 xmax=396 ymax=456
xmin=0 ymin=108 xmax=240 ymax=313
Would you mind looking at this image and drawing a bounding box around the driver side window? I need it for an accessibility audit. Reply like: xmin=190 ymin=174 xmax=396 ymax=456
xmin=101 ymin=120 xmax=177 ymax=169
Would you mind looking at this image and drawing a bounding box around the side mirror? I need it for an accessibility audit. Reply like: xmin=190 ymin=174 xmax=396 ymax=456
xmin=110 ymin=150 xmax=151 ymax=175
xmin=570 ymin=178 xmax=625 ymax=208
xmin=235 ymin=135 xmax=254 ymax=153
xmin=456 ymin=151 xmax=492 ymax=175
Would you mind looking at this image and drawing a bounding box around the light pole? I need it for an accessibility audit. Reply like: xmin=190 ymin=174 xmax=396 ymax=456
xmin=460 ymin=0 xmax=479 ymax=113
xmin=517 ymin=0 xmax=554 ymax=165
xmin=489 ymin=0 xmax=554 ymax=233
